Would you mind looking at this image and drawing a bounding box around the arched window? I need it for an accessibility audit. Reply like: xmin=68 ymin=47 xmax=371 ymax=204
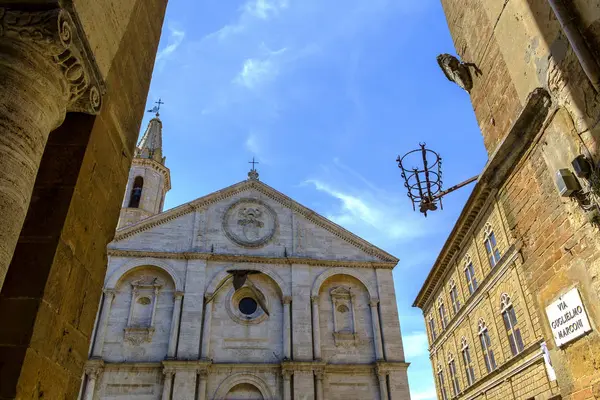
xmin=449 ymin=280 xmax=460 ymax=314
xmin=461 ymin=337 xmax=475 ymax=386
xmin=478 ymin=319 xmax=497 ymax=373
xmin=501 ymin=293 xmax=524 ymax=356
xmin=448 ymin=353 xmax=460 ymax=396
xmin=128 ymin=176 xmax=144 ymax=208
xmin=437 ymin=364 xmax=448 ymax=400
xmin=438 ymin=299 xmax=448 ymax=330
xmin=464 ymin=255 xmax=478 ymax=295
xmin=483 ymin=224 xmax=501 ymax=267
xmin=429 ymin=315 xmax=437 ymax=341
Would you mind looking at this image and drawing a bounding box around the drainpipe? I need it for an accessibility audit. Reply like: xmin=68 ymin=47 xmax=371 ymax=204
xmin=547 ymin=0 xmax=600 ymax=92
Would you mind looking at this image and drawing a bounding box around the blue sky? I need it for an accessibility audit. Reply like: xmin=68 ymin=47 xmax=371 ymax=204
xmin=141 ymin=0 xmax=487 ymax=397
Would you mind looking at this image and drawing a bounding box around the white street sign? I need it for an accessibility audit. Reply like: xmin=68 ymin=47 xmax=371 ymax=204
xmin=545 ymin=288 xmax=592 ymax=347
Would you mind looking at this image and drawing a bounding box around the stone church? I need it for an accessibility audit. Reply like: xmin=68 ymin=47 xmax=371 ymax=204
xmin=80 ymin=115 xmax=411 ymax=400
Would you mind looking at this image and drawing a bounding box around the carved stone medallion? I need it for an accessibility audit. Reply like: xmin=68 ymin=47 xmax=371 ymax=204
xmin=222 ymin=198 xmax=277 ymax=248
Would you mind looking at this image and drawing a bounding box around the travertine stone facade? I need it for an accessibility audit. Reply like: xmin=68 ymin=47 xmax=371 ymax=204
xmin=0 ymin=0 xmax=167 ymax=398
xmin=417 ymin=0 xmax=600 ymax=399
xmin=83 ymin=126 xmax=410 ymax=399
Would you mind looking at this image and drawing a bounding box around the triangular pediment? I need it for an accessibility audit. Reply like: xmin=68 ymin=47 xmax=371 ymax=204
xmin=110 ymin=179 xmax=398 ymax=264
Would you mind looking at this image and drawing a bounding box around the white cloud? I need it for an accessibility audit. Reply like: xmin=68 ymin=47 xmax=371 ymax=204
xmin=305 ymin=176 xmax=424 ymax=242
xmin=402 ymin=331 xmax=429 ymax=359
xmin=411 ymin=388 xmax=438 ymax=400
xmin=156 ymin=26 xmax=185 ymax=62
xmin=243 ymin=0 xmax=289 ymax=20
xmin=235 ymin=58 xmax=276 ymax=89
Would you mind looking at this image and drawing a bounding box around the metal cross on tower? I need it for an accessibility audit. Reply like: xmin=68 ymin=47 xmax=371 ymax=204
xmin=147 ymin=98 xmax=165 ymax=117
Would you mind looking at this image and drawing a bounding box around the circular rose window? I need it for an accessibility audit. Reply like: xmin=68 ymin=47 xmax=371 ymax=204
xmin=227 ymin=287 xmax=269 ymax=325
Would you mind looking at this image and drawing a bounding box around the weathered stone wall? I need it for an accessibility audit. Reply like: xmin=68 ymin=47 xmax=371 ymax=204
xmin=0 ymin=0 xmax=168 ymax=398
xmin=432 ymin=0 xmax=600 ymax=397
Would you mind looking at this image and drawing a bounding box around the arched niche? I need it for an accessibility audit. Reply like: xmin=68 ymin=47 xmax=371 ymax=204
xmin=205 ymin=264 xmax=289 ymax=299
xmin=214 ymin=373 xmax=273 ymax=400
xmin=105 ymin=258 xmax=183 ymax=292
xmin=311 ymin=268 xmax=377 ymax=300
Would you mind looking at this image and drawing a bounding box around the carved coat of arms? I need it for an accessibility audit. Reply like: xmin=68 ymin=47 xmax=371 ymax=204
xmin=237 ymin=207 xmax=264 ymax=240
xmin=223 ymin=199 xmax=276 ymax=248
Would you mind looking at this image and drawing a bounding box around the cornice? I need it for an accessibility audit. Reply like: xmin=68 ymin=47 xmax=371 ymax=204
xmin=112 ymin=179 xmax=398 ymax=263
xmin=106 ymin=249 xmax=397 ymax=269
xmin=413 ymin=88 xmax=552 ymax=309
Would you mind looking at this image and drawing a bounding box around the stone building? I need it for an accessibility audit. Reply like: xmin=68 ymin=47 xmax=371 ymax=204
xmin=0 ymin=0 xmax=167 ymax=398
xmin=414 ymin=1 xmax=600 ymax=400
xmin=81 ymin=116 xmax=411 ymax=400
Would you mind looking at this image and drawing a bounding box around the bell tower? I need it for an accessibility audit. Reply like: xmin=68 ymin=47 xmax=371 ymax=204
xmin=117 ymin=103 xmax=171 ymax=229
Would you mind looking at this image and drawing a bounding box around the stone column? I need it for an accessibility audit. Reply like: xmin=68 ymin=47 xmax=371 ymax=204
xmin=283 ymin=371 xmax=292 ymax=400
xmin=378 ymin=372 xmax=389 ymax=400
xmin=162 ymin=369 xmax=174 ymax=400
xmin=197 ymin=370 xmax=208 ymax=400
xmin=91 ymin=289 xmax=115 ymax=358
xmin=311 ymin=296 xmax=321 ymax=360
xmin=83 ymin=364 xmax=102 ymax=400
xmin=370 ymin=299 xmax=384 ymax=360
xmin=167 ymin=291 xmax=183 ymax=358
xmin=315 ymin=371 xmax=325 ymax=400
xmin=283 ymin=296 xmax=292 ymax=359
xmin=0 ymin=6 xmax=102 ymax=289
xmin=200 ymin=294 xmax=213 ymax=359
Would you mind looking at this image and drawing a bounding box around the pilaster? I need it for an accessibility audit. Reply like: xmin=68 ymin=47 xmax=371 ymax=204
xmin=291 ymin=264 xmax=313 ymax=360
xmin=178 ymin=259 xmax=206 ymax=358
xmin=376 ymin=269 xmax=405 ymax=361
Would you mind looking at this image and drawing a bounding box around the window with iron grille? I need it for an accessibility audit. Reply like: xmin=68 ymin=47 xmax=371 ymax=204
xmin=429 ymin=316 xmax=437 ymax=341
xmin=438 ymin=300 xmax=448 ymax=330
xmin=437 ymin=365 xmax=448 ymax=400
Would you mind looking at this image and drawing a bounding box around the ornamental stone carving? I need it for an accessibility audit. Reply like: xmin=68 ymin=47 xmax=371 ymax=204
xmin=223 ymin=198 xmax=277 ymax=248
xmin=0 ymin=6 xmax=104 ymax=114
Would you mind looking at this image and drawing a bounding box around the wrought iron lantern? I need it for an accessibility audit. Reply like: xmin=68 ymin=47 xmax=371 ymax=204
xmin=396 ymin=143 xmax=478 ymax=217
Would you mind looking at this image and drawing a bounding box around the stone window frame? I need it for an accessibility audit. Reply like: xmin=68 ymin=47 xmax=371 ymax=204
xmin=478 ymin=318 xmax=497 ymax=373
xmin=437 ymin=364 xmax=448 ymax=400
xmin=449 ymin=279 xmax=461 ymax=315
xmin=483 ymin=223 xmax=502 ymax=268
xmin=428 ymin=314 xmax=437 ymax=342
xmin=447 ymin=353 xmax=461 ymax=397
xmin=438 ymin=298 xmax=448 ymax=330
xmin=463 ymin=255 xmax=478 ymax=295
xmin=460 ymin=337 xmax=476 ymax=386
xmin=124 ymin=276 xmax=163 ymax=345
xmin=226 ymin=285 xmax=269 ymax=326
xmin=330 ymin=286 xmax=359 ymax=346
xmin=128 ymin=175 xmax=144 ymax=208
xmin=500 ymin=293 xmax=524 ymax=357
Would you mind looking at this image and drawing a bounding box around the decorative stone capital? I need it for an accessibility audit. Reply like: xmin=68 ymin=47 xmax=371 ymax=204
xmin=84 ymin=359 xmax=104 ymax=379
xmin=163 ymin=368 xmax=175 ymax=378
xmin=0 ymin=6 xmax=104 ymax=115
xmin=282 ymin=370 xmax=292 ymax=380
xmin=283 ymin=295 xmax=292 ymax=305
xmin=314 ymin=371 xmax=325 ymax=380
xmin=174 ymin=291 xmax=184 ymax=299
xmin=311 ymin=295 xmax=320 ymax=303
xmin=104 ymin=288 xmax=116 ymax=298
xmin=369 ymin=298 xmax=380 ymax=307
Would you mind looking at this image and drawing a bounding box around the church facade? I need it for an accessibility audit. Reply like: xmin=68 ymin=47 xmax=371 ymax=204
xmin=80 ymin=117 xmax=411 ymax=400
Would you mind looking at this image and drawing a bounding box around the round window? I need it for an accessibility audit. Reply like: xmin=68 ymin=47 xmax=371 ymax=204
xmin=238 ymin=297 xmax=258 ymax=315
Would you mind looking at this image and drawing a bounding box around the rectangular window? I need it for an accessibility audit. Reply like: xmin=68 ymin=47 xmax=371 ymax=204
xmin=465 ymin=263 xmax=478 ymax=295
xmin=439 ymin=303 xmax=448 ymax=330
xmin=449 ymin=360 xmax=460 ymax=396
xmin=462 ymin=347 xmax=475 ymax=386
xmin=429 ymin=318 xmax=437 ymax=341
xmin=437 ymin=370 xmax=448 ymax=400
xmin=450 ymin=286 xmax=460 ymax=314
xmin=480 ymin=330 xmax=497 ymax=373
xmin=503 ymin=306 xmax=525 ymax=356
xmin=485 ymin=232 xmax=502 ymax=267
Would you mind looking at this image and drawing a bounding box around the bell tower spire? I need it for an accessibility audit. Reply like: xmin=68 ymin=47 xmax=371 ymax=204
xmin=117 ymin=101 xmax=171 ymax=229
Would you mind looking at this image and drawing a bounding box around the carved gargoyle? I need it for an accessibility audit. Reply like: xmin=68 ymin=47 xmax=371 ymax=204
xmin=436 ymin=53 xmax=474 ymax=93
